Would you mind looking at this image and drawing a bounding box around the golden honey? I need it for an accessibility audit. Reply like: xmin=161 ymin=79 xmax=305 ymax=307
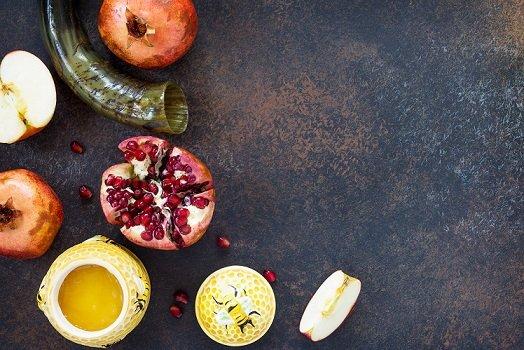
xmin=58 ymin=264 xmax=123 ymax=331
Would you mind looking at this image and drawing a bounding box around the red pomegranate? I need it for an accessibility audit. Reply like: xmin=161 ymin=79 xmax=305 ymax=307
xmin=100 ymin=136 xmax=215 ymax=250
xmin=98 ymin=0 xmax=198 ymax=69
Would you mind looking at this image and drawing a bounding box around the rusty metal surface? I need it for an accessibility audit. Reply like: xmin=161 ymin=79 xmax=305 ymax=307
xmin=0 ymin=0 xmax=522 ymax=349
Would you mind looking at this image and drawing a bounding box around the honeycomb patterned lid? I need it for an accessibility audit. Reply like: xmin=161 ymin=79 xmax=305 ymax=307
xmin=195 ymin=265 xmax=276 ymax=347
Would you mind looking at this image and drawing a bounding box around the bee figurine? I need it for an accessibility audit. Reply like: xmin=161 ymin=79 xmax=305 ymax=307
xmin=213 ymin=285 xmax=261 ymax=333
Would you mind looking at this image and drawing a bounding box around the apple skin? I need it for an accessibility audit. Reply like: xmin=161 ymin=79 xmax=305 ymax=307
xmin=16 ymin=125 xmax=41 ymax=142
xmin=0 ymin=169 xmax=63 ymax=259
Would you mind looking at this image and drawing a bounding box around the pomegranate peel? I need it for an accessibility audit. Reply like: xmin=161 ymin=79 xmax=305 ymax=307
xmin=0 ymin=169 xmax=63 ymax=259
xmin=98 ymin=0 xmax=198 ymax=69
xmin=100 ymin=136 xmax=215 ymax=250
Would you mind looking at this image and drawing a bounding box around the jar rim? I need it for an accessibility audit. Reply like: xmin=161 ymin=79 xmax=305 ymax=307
xmin=50 ymin=259 xmax=130 ymax=339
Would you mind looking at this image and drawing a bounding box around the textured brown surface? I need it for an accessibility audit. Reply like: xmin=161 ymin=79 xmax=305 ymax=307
xmin=0 ymin=0 xmax=522 ymax=349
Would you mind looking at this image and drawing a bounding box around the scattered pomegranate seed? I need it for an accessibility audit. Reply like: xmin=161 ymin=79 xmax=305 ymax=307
xmin=70 ymin=141 xmax=84 ymax=154
xmin=79 ymin=185 xmax=93 ymax=199
xmin=174 ymin=290 xmax=189 ymax=304
xmin=169 ymin=304 xmax=183 ymax=318
xmin=216 ymin=236 xmax=230 ymax=249
xmin=262 ymin=269 xmax=277 ymax=283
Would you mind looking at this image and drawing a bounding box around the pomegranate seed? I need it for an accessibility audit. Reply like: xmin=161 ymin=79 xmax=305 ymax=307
xmin=136 ymin=200 xmax=147 ymax=209
xmin=126 ymin=140 xmax=138 ymax=150
xmin=144 ymin=206 xmax=154 ymax=214
xmin=142 ymin=142 xmax=153 ymax=154
xmin=124 ymin=151 xmax=134 ymax=162
xmin=70 ymin=140 xmax=84 ymax=154
xmin=192 ymin=197 xmax=209 ymax=209
xmin=179 ymin=225 xmax=191 ymax=235
xmin=135 ymin=150 xmax=146 ymax=161
xmin=149 ymin=145 xmax=158 ymax=157
xmin=105 ymin=175 xmax=115 ymax=186
xmin=172 ymin=232 xmax=184 ymax=246
xmin=175 ymin=216 xmax=187 ymax=227
xmin=187 ymin=174 xmax=196 ymax=183
xmin=113 ymin=178 xmax=125 ymax=189
xmin=184 ymin=165 xmax=192 ymax=173
xmin=169 ymin=304 xmax=183 ymax=318
xmin=153 ymin=227 xmax=165 ymax=240
xmin=216 ymin=236 xmax=230 ymax=249
xmin=149 ymin=183 xmax=159 ymax=194
xmin=174 ymin=290 xmax=189 ymax=304
xmin=141 ymin=230 xmax=153 ymax=241
xmin=262 ymin=269 xmax=277 ymax=283
xmin=140 ymin=214 xmax=151 ymax=226
xmin=167 ymin=194 xmax=181 ymax=206
xmin=147 ymin=165 xmax=156 ymax=176
xmin=79 ymin=185 xmax=93 ymax=199
xmin=175 ymin=208 xmax=189 ymax=218
xmin=143 ymin=193 xmax=154 ymax=204
xmin=162 ymin=178 xmax=175 ymax=187
xmin=120 ymin=212 xmax=131 ymax=223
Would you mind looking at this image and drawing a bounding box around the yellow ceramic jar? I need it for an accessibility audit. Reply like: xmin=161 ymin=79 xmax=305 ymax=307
xmin=37 ymin=235 xmax=150 ymax=348
xmin=195 ymin=265 xmax=276 ymax=347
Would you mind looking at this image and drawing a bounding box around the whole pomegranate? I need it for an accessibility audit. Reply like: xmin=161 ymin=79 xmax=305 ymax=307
xmin=98 ymin=0 xmax=198 ymax=69
xmin=100 ymin=136 xmax=215 ymax=250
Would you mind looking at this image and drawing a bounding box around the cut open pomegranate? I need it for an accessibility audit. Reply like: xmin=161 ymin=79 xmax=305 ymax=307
xmin=100 ymin=136 xmax=215 ymax=250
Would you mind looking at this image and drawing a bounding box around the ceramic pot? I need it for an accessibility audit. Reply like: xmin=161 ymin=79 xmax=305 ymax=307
xmin=195 ymin=265 xmax=276 ymax=346
xmin=37 ymin=235 xmax=150 ymax=348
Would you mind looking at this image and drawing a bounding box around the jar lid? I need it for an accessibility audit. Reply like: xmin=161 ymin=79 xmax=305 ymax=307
xmin=195 ymin=265 xmax=276 ymax=346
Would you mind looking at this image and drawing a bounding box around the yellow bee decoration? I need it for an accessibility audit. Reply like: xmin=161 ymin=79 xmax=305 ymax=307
xmin=213 ymin=285 xmax=261 ymax=333
xmin=195 ymin=265 xmax=276 ymax=346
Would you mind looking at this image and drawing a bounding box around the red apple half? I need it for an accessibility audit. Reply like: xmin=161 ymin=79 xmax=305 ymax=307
xmin=0 ymin=51 xmax=56 ymax=143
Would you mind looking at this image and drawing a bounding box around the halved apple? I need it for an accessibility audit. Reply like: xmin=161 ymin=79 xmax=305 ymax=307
xmin=0 ymin=50 xmax=56 ymax=144
xmin=299 ymin=270 xmax=361 ymax=342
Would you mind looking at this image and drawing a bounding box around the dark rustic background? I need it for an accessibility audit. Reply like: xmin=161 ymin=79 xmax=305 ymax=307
xmin=0 ymin=0 xmax=522 ymax=349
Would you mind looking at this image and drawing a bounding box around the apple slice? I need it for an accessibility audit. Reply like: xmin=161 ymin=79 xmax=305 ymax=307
xmin=0 ymin=51 xmax=56 ymax=144
xmin=299 ymin=270 xmax=361 ymax=342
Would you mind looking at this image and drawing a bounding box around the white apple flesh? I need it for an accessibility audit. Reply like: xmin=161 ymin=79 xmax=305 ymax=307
xmin=0 ymin=51 xmax=56 ymax=144
xmin=299 ymin=270 xmax=361 ymax=342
